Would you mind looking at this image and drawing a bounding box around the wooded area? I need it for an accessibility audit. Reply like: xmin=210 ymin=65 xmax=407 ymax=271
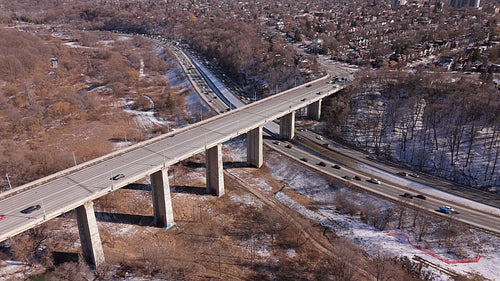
xmin=324 ymin=71 xmax=500 ymax=188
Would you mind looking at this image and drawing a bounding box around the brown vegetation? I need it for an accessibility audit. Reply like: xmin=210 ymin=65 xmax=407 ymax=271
xmin=0 ymin=28 xmax=195 ymax=192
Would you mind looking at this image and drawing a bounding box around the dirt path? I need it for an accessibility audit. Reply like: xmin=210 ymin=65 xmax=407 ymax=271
xmin=225 ymin=170 xmax=375 ymax=280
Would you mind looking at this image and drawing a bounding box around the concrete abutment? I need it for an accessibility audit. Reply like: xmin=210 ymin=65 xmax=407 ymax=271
xmin=307 ymin=99 xmax=322 ymax=120
xmin=280 ymin=111 xmax=295 ymax=140
xmin=247 ymin=126 xmax=263 ymax=168
xmin=206 ymin=144 xmax=224 ymax=196
xmin=76 ymin=201 xmax=105 ymax=268
xmin=150 ymin=168 xmax=175 ymax=228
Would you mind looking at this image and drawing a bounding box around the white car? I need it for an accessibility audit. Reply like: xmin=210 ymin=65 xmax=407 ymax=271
xmin=367 ymin=178 xmax=381 ymax=184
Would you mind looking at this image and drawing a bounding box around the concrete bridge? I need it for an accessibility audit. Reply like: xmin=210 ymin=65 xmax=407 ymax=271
xmin=0 ymin=75 xmax=341 ymax=267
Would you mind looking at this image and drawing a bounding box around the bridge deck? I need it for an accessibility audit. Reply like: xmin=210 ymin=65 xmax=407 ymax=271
xmin=0 ymin=75 xmax=340 ymax=242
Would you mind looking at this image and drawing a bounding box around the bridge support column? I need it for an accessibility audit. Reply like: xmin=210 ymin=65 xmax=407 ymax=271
xmin=150 ymin=168 xmax=175 ymax=228
xmin=280 ymin=111 xmax=295 ymax=140
xmin=206 ymin=144 xmax=224 ymax=196
xmin=76 ymin=201 xmax=105 ymax=268
xmin=307 ymin=99 xmax=322 ymax=120
xmin=247 ymin=126 xmax=263 ymax=168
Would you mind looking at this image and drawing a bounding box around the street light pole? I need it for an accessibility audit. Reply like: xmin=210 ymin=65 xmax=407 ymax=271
xmin=40 ymin=199 xmax=46 ymax=220
xmin=6 ymin=173 xmax=12 ymax=190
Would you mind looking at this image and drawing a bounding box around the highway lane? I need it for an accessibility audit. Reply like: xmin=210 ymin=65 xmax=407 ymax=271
xmin=168 ymin=43 xmax=229 ymax=113
xmin=0 ymin=75 xmax=339 ymax=242
xmin=176 ymin=43 xmax=500 ymax=234
xmin=295 ymin=129 xmax=500 ymax=212
xmin=266 ymin=137 xmax=500 ymax=234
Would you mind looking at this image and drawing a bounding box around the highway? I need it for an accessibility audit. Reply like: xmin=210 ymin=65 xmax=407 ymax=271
xmin=266 ymin=136 xmax=500 ymax=234
xmin=172 ymin=42 xmax=500 ymax=234
xmin=0 ymin=74 xmax=339 ymax=242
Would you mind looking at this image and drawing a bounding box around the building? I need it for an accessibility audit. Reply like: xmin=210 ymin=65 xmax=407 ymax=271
xmin=392 ymin=0 xmax=407 ymax=7
xmin=447 ymin=0 xmax=480 ymax=8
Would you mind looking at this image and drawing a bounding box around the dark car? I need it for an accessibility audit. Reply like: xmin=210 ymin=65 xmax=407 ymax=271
xmin=415 ymin=194 xmax=426 ymax=200
xmin=333 ymin=164 xmax=341 ymax=169
xmin=21 ymin=205 xmax=41 ymax=214
xmin=305 ymin=84 xmax=312 ymax=87
xmin=285 ymin=144 xmax=292 ymax=149
xmin=354 ymin=175 xmax=362 ymax=181
xmin=300 ymin=157 xmax=308 ymax=162
xmin=342 ymin=176 xmax=351 ymax=180
xmin=110 ymin=174 xmax=125 ymax=180
xmin=318 ymin=161 xmax=326 ymax=167
xmin=403 ymin=193 xmax=413 ymax=199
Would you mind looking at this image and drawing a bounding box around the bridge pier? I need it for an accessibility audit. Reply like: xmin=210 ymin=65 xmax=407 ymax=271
xmin=76 ymin=201 xmax=105 ymax=268
xmin=280 ymin=111 xmax=295 ymax=140
xmin=206 ymin=144 xmax=224 ymax=196
xmin=307 ymin=99 xmax=322 ymax=120
xmin=247 ymin=126 xmax=263 ymax=168
xmin=150 ymin=168 xmax=175 ymax=228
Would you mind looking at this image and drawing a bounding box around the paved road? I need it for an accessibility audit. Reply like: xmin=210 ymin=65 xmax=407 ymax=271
xmin=175 ymin=42 xmax=500 ymax=234
xmin=266 ymin=137 xmax=500 ymax=234
xmin=169 ymin=44 xmax=230 ymax=113
xmin=0 ymin=75 xmax=339 ymax=242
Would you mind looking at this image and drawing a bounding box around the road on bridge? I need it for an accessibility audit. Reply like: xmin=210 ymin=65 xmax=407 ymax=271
xmin=0 ymin=75 xmax=339 ymax=242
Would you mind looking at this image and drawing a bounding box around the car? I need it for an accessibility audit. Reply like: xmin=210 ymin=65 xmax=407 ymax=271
xmin=285 ymin=144 xmax=292 ymax=149
xmin=318 ymin=161 xmax=326 ymax=167
xmin=316 ymin=91 xmax=321 ymax=95
xmin=316 ymin=136 xmax=324 ymax=140
xmin=300 ymin=157 xmax=308 ymax=162
xmin=439 ymin=206 xmax=455 ymax=214
xmin=367 ymin=178 xmax=381 ymax=184
xmin=110 ymin=174 xmax=125 ymax=180
xmin=21 ymin=205 xmax=41 ymax=214
xmin=409 ymin=173 xmax=419 ymax=178
xmin=305 ymin=84 xmax=312 ymax=87
xmin=0 ymin=215 xmax=5 ymax=220
xmin=342 ymin=175 xmax=351 ymax=180
xmin=397 ymin=172 xmax=408 ymax=177
xmin=366 ymin=155 xmax=376 ymax=160
xmin=273 ymin=141 xmax=280 ymax=145
xmin=403 ymin=193 xmax=413 ymax=199
xmin=333 ymin=164 xmax=341 ymax=169
xmin=415 ymin=194 xmax=426 ymax=200
xmin=354 ymin=175 xmax=362 ymax=181
xmin=300 ymin=98 xmax=307 ymax=101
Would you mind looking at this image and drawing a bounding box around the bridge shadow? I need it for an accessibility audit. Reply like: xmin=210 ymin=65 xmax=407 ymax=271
xmin=95 ymin=212 xmax=154 ymax=226
xmin=172 ymin=185 xmax=210 ymax=195
xmin=122 ymin=183 xmax=151 ymax=191
xmin=52 ymin=251 xmax=79 ymax=266
xmin=183 ymin=161 xmax=205 ymax=168
xmin=108 ymin=137 xmax=127 ymax=143
xmin=223 ymin=161 xmax=248 ymax=169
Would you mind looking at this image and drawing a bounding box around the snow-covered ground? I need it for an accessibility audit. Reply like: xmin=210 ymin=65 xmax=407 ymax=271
xmin=344 ymin=83 xmax=499 ymax=189
xmin=224 ymin=138 xmax=500 ymax=281
xmin=123 ymin=98 xmax=167 ymax=130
